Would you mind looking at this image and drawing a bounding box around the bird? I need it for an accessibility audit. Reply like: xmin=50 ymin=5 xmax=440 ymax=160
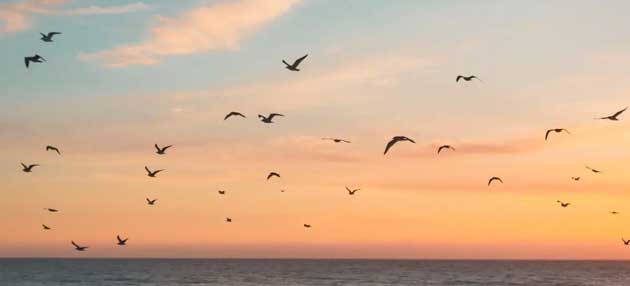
xmin=488 ymin=177 xmax=503 ymax=186
xmin=43 ymin=208 xmax=58 ymax=213
xmin=437 ymin=145 xmax=455 ymax=154
xmin=283 ymin=54 xmax=308 ymax=71
xmin=146 ymin=198 xmax=157 ymax=205
xmin=303 ymin=224 xmax=312 ymax=228
xmin=280 ymin=189 xmax=285 ymax=193
xmin=623 ymin=238 xmax=630 ymax=245
xmin=40 ymin=32 xmax=61 ymax=42
xmin=21 ymin=163 xmax=39 ymax=172
xmin=597 ymin=107 xmax=627 ymax=121
xmin=224 ymin=111 xmax=246 ymax=120
xmin=267 ymin=172 xmax=281 ymax=180
xmin=346 ymin=187 xmax=360 ymax=195
xmin=145 ymin=166 xmax=164 ymax=177
xmin=258 ymin=113 xmax=284 ymax=123
xmin=218 ymin=190 xmax=226 ymax=195
xmin=384 ymin=136 xmax=415 ymax=155
xmin=226 ymin=217 xmax=232 ymax=223
xmin=154 ymin=144 xmax=172 ymax=155
xmin=557 ymin=200 xmax=570 ymax=208
xmin=586 ymin=166 xmax=602 ymax=173
xmin=24 ymin=54 xmax=46 ymax=68
xmin=571 ymin=177 xmax=581 ymax=181
xmin=545 ymin=128 xmax=570 ymax=140
xmin=116 ymin=235 xmax=128 ymax=246
xmin=322 ymin=138 xmax=351 ymax=143
xmin=45 ymin=145 xmax=61 ymax=155
xmin=71 ymin=241 xmax=88 ymax=251
xmin=456 ymin=75 xmax=482 ymax=83
xmin=611 ymin=211 xmax=619 ymax=215
xmin=42 ymin=224 xmax=51 ymax=230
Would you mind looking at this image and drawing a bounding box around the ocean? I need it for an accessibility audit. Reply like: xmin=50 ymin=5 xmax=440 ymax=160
xmin=1 ymin=259 xmax=630 ymax=285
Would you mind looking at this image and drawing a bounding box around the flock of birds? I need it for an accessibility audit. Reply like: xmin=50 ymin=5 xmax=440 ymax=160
xmin=18 ymin=30 xmax=630 ymax=253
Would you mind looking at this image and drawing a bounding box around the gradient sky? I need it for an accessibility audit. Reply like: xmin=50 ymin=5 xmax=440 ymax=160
xmin=2 ymin=0 xmax=630 ymax=259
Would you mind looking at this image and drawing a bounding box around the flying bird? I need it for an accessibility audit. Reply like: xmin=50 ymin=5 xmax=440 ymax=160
xmin=611 ymin=211 xmax=619 ymax=215
xmin=154 ymin=144 xmax=172 ymax=155
xmin=283 ymin=54 xmax=308 ymax=71
xmin=303 ymin=224 xmax=312 ymax=228
xmin=258 ymin=113 xmax=284 ymax=123
xmin=437 ymin=145 xmax=455 ymax=154
xmin=226 ymin=217 xmax=232 ymax=223
xmin=267 ymin=172 xmax=281 ymax=180
xmin=545 ymin=128 xmax=570 ymax=140
xmin=384 ymin=136 xmax=415 ymax=155
xmin=322 ymin=138 xmax=351 ymax=143
xmin=597 ymin=107 xmax=627 ymax=121
xmin=456 ymin=75 xmax=483 ymax=83
xmin=21 ymin=163 xmax=39 ymax=172
xmin=224 ymin=111 xmax=246 ymax=120
xmin=45 ymin=145 xmax=61 ymax=155
xmin=218 ymin=190 xmax=226 ymax=195
xmin=571 ymin=177 xmax=580 ymax=181
xmin=44 ymin=208 xmax=58 ymax=212
xmin=145 ymin=166 xmax=164 ymax=177
xmin=488 ymin=177 xmax=503 ymax=186
xmin=557 ymin=200 xmax=570 ymax=208
xmin=346 ymin=187 xmax=360 ymax=195
xmin=71 ymin=241 xmax=88 ymax=251
xmin=116 ymin=235 xmax=128 ymax=246
xmin=42 ymin=224 xmax=51 ymax=230
xmin=586 ymin=166 xmax=602 ymax=173
xmin=146 ymin=198 xmax=157 ymax=205
xmin=24 ymin=54 xmax=46 ymax=68
xmin=40 ymin=32 xmax=61 ymax=42
xmin=623 ymin=238 xmax=630 ymax=245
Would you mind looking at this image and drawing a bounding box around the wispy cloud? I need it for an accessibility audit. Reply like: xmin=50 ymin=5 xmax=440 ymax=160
xmin=59 ymin=2 xmax=151 ymax=16
xmin=79 ymin=0 xmax=301 ymax=67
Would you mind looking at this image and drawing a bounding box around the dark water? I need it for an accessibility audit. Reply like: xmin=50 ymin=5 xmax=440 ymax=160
xmin=2 ymin=259 xmax=630 ymax=285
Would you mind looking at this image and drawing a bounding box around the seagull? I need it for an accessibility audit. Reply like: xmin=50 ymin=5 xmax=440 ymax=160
xmin=42 ymin=224 xmax=51 ymax=230
xmin=437 ymin=145 xmax=455 ymax=154
xmin=456 ymin=75 xmax=483 ymax=83
xmin=40 ymin=32 xmax=61 ymax=42
xmin=488 ymin=177 xmax=503 ymax=186
xmin=267 ymin=172 xmax=281 ymax=180
xmin=597 ymin=107 xmax=627 ymax=121
xmin=44 ymin=208 xmax=58 ymax=212
xmin=21 ymin=163 xmax=39 ymax=172
xmin=384 ymin=136 xmax=415 ymax=155
xmin=258 ymin=113 xmax=284 ymax=123
xmin=224 ymin=111 xmax=246 ymax=120
xmin=322 ymin=138 xmax=351 ymax=143
xmin=303 ymin=224 xmax=312 ymax=228
xmin=346 ymin=187 xmax=360 ymax=195
xmin=226 ymin=217 xmax=232 ymax=223
xmin=145 ymin=166 xmax=164 ymax=177
xmin=557 ymin=200 xmax=570 ymax=208
xmin=154 ymin=144 xmax=172 ymax=155
xmin=24 ymin=54 xmax=46 ymax=68
xmin=116 ymin=235 xmax=128 ymax=246
xmin=611 ymin=211 xmax=619 ymax=215
xmin=545 ymin=128 xmax=570 ymax=140
xmin=46 ymin=145 xmax=61 ymax=155
xmin=623 ymin=238 xmax=630 ymax=245
xmin=218 ymin=190 xmax=226 ymax=195
xmin=71 ymin=241 xmax=88 ymax=251
xmin=146 ymin=198 xmax=157 ymax=205
xmin=571 ymin=177 xmax=580 ymax=181
xmin=586 ymin=166 xmax=601 ymax=173
xmin=283 ymin=54 xmax=308 ymax=71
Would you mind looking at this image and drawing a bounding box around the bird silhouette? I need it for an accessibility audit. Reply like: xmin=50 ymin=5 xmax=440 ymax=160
xmin=384 ymin=136 xmax=415 ymax=155
xmin=40 ymin=32 xmax=61 ymax=42
xmin=116 ymin=235 xmax=128 ymax=246
xmin=267 ymin=172 xmax=281 ymax=180
xmin=21 ymin=163 xmax=39 ymax=172
xmin=623 ymin=238 xmax=630 ymax=245
xmin=437 ymin=145 xmax=455 ymax=154
xmin=545 ymin=128 xmax=570 ymax=140
xmin=42 ymin=224 xmax=51 ymax=230
xmin=456 ymin=75 xmax=482 ymax=83
xmin=586 ymin=166 xmax=602 ymax=173
xmin=488 ymin=177 xmax=503 ymax=186
xmin=322 ymin=138 xmax=351 ymax=143
xmin=146 ymin=198 xmax=157 ymax=205
xmin=71 ymin=241 xmax=88 ymax=251
xmin=226 ymin=217 xmax=232 ymax=223
xmin=346 ymin=187 xmax=360 ymax=195
xmin=597 ymin=107 xmax=627 ymax=121
xmin=224 ymin=111 xmax=246 ymax=120
xmin=145 ymin=166 xmax=164 ymax=177
xmin=44 ymin=208 xmax=58 ymax=212
xmin=45 ymin=145 xmax=61 ymax=155
xmin=557 ymin=200 xmax=571 ymax=208
xmin=303 ymin=224 xmax=312 ymax=228
xmin=218 ymin=190 xmax=226 ymax=195
xmin=571 ymin=177 xmax=581 ymax=181
xmin=611 ymin=211 xmax=619 ymax=215
xmin=24 ymin=54 xmax=46 ymax=68
xmin=258 ymin=113 xmax=284 ymax=123
xmin=154 ymin=144 xmax=172 ymax=155
xmin=283 ymin=54 xmax=308 ymax=71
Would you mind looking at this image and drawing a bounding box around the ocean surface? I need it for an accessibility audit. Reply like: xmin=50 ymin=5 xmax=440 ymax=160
xmin=1 ymin=259 xmax=630 ymax=285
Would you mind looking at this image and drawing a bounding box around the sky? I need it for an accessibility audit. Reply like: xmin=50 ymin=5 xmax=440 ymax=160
xmin=1 ymin=0 xmax=630 ymax=259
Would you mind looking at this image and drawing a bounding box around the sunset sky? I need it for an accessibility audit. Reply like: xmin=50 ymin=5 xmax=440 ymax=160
xmin=2 ymin=0 xmax=630 ymax=259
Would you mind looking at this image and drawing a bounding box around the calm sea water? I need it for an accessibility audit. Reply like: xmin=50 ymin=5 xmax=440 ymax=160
xmin=1 ymin=259 xmax=630 ymax=285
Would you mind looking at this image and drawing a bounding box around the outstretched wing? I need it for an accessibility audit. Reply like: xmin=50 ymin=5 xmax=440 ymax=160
xmin=545 ymin=129 xmax=552 ymax=140
xmin=384 ymin=139 xmax=397 ymax=155
xmin=25 ymin=57 xmax=30 ymax=68
xmin=268 ymin=113 xmax=284 ymax=120
xmin=456 ymin=75 xmax=463 ymax=82
xmin=293 ymin=54 xmax=308 ymax=67
xmin=613 ymin=107 xmax=628 ymax=117
xmin=48 ymin=32 xmax=61 ymax=37
xmin=71 ymin=241 xmax=79 ymax=248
